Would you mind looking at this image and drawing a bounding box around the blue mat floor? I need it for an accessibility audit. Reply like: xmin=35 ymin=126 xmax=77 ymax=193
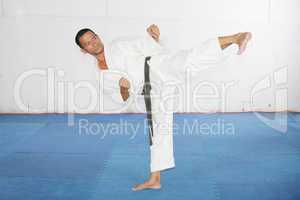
xmin=0 ymin=112 xmax=300 ymax=200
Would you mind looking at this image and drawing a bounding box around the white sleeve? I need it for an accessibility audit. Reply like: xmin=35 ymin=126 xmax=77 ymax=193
xmin=100 ymin=70 xmax=123 ymax=104
xmin=113 ymin=34 xmax=165 ymax=57
xmin=139 ymin=34 xmax=166 ymax=56
xmin=100 ymin=70 xmax=136 ymax=112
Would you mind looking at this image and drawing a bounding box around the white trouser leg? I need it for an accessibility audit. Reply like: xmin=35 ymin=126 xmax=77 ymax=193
xmin=149 ymin=89 xmax=175 ymax=173
xmin=149 ymin=37 xmax=238 ymax=85
xmin=186 ymin=37 xmax=237 ymax=70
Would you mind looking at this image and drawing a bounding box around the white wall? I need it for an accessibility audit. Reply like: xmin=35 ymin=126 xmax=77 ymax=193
xmin=0 ymin=0 xmax=299 ymax=113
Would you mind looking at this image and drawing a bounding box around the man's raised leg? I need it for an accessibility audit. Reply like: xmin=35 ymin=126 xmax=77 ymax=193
xmin=218 ymin=32 xmax=252 ymax=54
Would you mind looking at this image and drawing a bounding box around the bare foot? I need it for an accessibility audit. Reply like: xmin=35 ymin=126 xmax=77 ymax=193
xmin=132 ymin=171 xmax=161 ymax=191
xmin=132 ymin=180 xmax=161 ymax=191
xmin=235 ymin=32 xmax=252 ymax=55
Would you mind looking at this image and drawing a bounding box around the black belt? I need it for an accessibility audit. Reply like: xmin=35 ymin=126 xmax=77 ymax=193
xmin=141 ymin=56 xmax=153 ymax=146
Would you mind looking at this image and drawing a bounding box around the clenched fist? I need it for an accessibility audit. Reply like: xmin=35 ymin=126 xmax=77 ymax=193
xmin=119 ymin=77 xmax=131 ymax=89
xmin=119 ymin=77 xmax=130 ymax=101
xmin=147 ymin=24 xmax=160 ymax=42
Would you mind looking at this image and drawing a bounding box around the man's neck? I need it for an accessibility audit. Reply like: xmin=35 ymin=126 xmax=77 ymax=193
xmin=95 ymin=50 xmax=108 ymax=70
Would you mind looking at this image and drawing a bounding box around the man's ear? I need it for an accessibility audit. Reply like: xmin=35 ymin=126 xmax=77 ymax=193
xmin=80 ymin=48 xmax=88 ymax=54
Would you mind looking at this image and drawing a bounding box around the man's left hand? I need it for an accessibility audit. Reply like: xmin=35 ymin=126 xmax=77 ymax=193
xmin=147 ymin=24 xmax=160 ymax=42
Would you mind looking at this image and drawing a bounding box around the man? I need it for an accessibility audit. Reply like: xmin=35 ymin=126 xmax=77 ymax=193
xmin=75 ymin=24 xmax=252 ymax=191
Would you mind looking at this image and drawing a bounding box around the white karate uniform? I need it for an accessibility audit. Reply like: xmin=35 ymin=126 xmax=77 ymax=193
xmin=101 ymin=34 xmax=237 ymax=172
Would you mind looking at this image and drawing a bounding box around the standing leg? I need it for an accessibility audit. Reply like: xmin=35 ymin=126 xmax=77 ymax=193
xmin=132 ymin=88 xmax=162 ymax=191
xmin=132 ymin=77 xmax=175 ymax=191
xmin=132 ymin=109 xmax=175 ymax=191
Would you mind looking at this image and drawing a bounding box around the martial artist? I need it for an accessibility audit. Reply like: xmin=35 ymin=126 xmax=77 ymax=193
xmin=75 ymin=24 xmax=252 ymax=191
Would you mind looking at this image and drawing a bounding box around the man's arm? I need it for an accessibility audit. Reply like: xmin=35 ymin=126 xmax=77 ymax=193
xmin=119 ymin=77 xmax=130 ymax=101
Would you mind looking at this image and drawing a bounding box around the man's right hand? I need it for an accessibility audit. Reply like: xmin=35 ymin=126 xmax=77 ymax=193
xmin=119 ymin=77 xmax=130 ymax=101
xmin=119 ymin=77 xmax=131 ymax=89
xmin=120 ymin=86 xmax=130 ymax=101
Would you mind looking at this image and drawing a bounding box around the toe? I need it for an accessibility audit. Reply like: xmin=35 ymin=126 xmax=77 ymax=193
xmin=132 ymin=183 xmax=145 ymax=191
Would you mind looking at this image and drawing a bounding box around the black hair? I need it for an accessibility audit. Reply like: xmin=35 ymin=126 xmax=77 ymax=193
xmin=75 ymin=28 xmax=95 ymax=49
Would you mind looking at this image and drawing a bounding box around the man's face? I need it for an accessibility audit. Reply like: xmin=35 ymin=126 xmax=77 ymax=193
xmin=79 ymin=31 xmax=104 ymax=55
